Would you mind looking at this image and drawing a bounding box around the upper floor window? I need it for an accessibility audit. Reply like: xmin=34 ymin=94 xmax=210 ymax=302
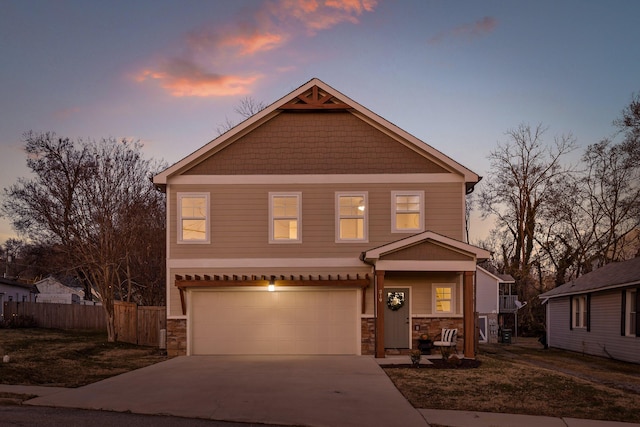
xmin=269 ymin=192 xmax=301 ymax=243
xmin=391 ymin=191 xmax=424 ymax=233
xmin=336 ymin=192 xmax=367 ymax=242
xmin=434 ymin=285 xmax=453 ymax=314
xmin=572 ymin=295 xmax=588 ymax=329
xmin=178 ymin=193 xmax=209 ymax=243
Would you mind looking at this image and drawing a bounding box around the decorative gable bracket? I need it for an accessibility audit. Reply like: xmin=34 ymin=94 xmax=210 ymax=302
xmin=279 ymin=85 xmax=352 ymax=110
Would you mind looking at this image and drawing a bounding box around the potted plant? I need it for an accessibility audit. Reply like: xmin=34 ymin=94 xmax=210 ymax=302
xmin=410 ymin=349 xmax=422 ymax=368
xmin=417 ymin=333 xmax=432 ymax=354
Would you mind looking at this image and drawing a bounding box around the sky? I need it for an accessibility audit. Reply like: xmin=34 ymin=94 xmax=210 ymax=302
xmin=1 ymin=0 xmax=639 ymax=246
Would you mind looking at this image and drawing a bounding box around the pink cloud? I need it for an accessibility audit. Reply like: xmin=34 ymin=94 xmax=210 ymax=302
xmin=275 ymin=0 xmax=378 ymax=32
xmin=135 ymin=0 xmax=377 ymax=97
xmin=136 ymin=59 xmax=261 ymax=97
xmin=428 ymin=16 xmax=498 ymax=45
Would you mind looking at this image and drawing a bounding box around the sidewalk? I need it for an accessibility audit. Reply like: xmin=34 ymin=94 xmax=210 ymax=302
xmin=2 ymin=383 xmax=640 ymax=427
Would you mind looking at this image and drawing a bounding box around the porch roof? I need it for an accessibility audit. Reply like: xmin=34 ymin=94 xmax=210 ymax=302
xmin=360 ymin=231 xmax=490 ymax=271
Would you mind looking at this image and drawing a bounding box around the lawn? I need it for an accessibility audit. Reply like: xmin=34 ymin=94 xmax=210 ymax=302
xmin=0 ymin=328 xmax=167 ymax=388
xmin=2 ymin=329 xmax=640 ymax=423
xmin=385 ymin=339 xmax=640 ymax=424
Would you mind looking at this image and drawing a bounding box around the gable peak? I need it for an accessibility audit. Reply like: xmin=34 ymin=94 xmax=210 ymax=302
xmin=280 ymin=85 xmax=352 ymax=110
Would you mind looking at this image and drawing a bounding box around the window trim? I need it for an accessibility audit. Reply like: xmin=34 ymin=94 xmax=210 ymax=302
xmin=625 ymin=289 xmax=638 ymax=337
xmin=571 ymin=295 xmax=588 ymax=329
xmin=269 ymin=192 xmax=302 ymax=244
xmin=391 ymin=190 xmax=425 ymax=233
xmin=433 ymin=284 xmax=454 ymax=314
xmin=335 ymin=192 xmax=368 ymax=243
xmin=177 ymin=192 xmax=210 ymax=244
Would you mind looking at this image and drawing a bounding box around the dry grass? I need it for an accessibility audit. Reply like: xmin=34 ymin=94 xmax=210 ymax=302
xmin=385 ymin=339 xmax=640 ymax=423
xmin=0 ymin=328 xmax=167 ymax=388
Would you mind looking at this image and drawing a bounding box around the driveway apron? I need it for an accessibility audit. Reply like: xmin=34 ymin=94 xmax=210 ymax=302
xmin=26 ymin=355 xmax=428 ymax=427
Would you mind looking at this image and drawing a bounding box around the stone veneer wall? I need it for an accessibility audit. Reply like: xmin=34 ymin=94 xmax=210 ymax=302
xmin=167 ymin=318 xmax=187 ymax=356
xmin=412 ymin=318 xmax=464 ymax=353
xmin=167 ymin=317 xmax=463 ymax=357
xmin=361 ymin=318 xmax=375 ymax=355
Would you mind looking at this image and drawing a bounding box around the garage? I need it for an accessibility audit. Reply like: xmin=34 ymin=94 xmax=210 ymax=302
xmin=190 ymin=288 xmax=360 ymax=355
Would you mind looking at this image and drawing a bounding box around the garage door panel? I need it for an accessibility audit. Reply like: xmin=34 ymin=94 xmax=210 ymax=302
xmin=191 ymin=289 xmax=358 ymax=355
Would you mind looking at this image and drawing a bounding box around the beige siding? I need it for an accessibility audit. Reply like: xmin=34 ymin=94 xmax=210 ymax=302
xmin=383 ymin=272 xmax=462 ymax=316
xmin=547 ymin=290 xmax=640 ymax=364
xmin=168 ymin=182 xmax=464 ymax=260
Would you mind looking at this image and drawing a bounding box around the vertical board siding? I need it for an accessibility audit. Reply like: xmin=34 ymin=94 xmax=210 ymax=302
xmin=548 ymin=291 xmax=640 ymax=364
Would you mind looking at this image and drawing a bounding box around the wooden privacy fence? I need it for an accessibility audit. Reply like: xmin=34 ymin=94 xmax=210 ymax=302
xmin=3 ymin=301 xmax=106 ymax=330
xmin=114 ymin=301 xmax=167 ymax=347
xmin=3 ymin=301 xmax=166 ymax=348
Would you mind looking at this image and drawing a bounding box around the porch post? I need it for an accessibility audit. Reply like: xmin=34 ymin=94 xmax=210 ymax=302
xmin=375 ymin=270 xmax=386 ymax=358
xmin=463 ymin=271 xmax=476 ymax=358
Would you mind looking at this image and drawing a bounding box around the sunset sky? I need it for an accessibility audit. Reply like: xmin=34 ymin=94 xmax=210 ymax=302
xmin=1 ymin=0 xmax=639 ymax=244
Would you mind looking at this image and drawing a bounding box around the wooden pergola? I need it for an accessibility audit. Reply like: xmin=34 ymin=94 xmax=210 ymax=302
xmin=174 ymin=273 xmax=371 ymax=316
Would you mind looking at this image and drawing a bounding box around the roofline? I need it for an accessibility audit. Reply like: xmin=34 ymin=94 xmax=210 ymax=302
xmin=362 ymin=230 xmax=491 ymax=262
xmin=476 ymin=266 xmax=516 ymax=283
xmin=153 ymin=77 xmax=481 ymax=185
xmin=539 ymin=279 xmax=640 ymax=300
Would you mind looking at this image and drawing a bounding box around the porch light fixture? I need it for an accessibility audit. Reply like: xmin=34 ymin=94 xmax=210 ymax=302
xmin=268 ymin=279 xmax=275 ymax=292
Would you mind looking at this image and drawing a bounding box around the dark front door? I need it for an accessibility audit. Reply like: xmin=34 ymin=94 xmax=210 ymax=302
xmin=384 ymin=288 xmax=410 ymax=348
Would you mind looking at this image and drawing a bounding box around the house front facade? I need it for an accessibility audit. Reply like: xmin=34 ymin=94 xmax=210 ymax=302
xmin=540 ymin=256 xmax=640 ymax=364
xmin=154 ymin=78 xmax=489 ymax=358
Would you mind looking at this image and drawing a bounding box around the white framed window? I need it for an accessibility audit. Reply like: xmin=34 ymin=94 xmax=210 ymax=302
xmin=269 ymin=192 xmax=301 ymax=243
xmin=572 ymin=295 xmax=587 ymax=329
xmin=177 ymin=193 xmax=209 ymax=243
xmin=626 ymin=289 xmax=637 ymax=337
xmin=434 ymin=284 xmax=454 ymax=314
xmin=336 ymin=192 xmax=367 ymax=242
xmin=391 ymin=191 xmax=424 ymax=233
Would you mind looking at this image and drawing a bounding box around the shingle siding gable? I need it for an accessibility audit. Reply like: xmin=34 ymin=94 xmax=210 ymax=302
xmin=184 ymin=112 xmax=450 ymax=175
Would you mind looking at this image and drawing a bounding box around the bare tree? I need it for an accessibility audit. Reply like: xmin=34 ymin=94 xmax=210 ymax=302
xmin=1 ymin=132 xmax=166 ymax=341
xmin=216 ymin=96 xmax=266 ymax=135
xmin=478 ymin=123 xmax=576 ymax=281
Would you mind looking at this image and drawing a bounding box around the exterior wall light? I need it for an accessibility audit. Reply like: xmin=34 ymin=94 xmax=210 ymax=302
xmin=268 ymin=279 xmax=275 ymax=292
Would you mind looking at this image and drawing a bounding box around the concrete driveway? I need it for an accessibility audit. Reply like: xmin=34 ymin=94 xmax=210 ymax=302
xmin=26 ymin=356 xmax=428 ymax=427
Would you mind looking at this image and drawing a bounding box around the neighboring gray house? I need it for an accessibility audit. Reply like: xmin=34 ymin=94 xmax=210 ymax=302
xmin=539 ymin=257 xmax=640 ymax=364
xmin=0 ymin=277 xmax=36 ymax=319
xmin=476 ymin=266 xmax=516 ymax=343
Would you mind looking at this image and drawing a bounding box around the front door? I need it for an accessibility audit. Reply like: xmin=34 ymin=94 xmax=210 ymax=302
xmin=384 ymin=288 xmax=410 ymax=348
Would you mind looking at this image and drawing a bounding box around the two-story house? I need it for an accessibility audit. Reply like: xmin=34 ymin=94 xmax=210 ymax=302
xmin=153 ymin=78 xmax=489 ymax=358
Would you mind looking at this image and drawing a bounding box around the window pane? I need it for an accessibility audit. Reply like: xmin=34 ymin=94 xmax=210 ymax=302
xmin=182 ymin=219 xmax=206 ymax=240
xmin=436 ymin=300 xmax=451 ymax=312
xmin=181 ymin=197 xmax=206 ymax=218
xmin=340 ymin=218 xmax=364 ymax=239
xmin=396 ymin=195 xmax=420 ymax=211
xmin=339 ymin=196 xmax=365 ymax=216
xmin=435 ymin=287 xmax=452 ymax=313
xmin=396 ymin=213 xmax=419 ymax=230
xmin=273 ymin=197 xmax=297 ymax=217
xmin=273 ymin=219 xmax=297 ymax=240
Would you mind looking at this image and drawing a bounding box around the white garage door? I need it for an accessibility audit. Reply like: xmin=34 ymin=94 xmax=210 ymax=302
xmin=190 ymin=289 xmax=360 ymax=355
